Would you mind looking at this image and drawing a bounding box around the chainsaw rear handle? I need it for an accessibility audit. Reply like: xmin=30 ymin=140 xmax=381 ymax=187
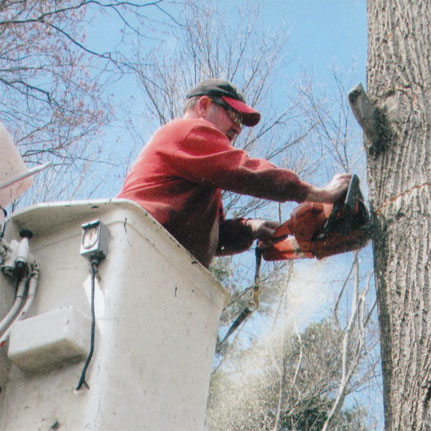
xmin=315 ymin=174 xmax=362 ymax=240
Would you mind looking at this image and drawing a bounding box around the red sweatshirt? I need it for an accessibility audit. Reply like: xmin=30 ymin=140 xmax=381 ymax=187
xmin=118 ymin=117 xmax=311 ymax=267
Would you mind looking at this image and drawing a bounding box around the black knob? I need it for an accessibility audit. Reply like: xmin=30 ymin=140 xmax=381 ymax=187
xmin=19 ymin=229 xmax=33 ymax=239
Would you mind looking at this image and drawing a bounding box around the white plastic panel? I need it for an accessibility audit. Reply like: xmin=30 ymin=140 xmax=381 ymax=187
xmin=8 ymin=306 xmax=91 ymax=373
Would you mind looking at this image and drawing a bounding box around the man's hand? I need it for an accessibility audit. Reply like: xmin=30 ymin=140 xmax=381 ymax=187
xmin=245 ymin=219 xmax=280 ymax=246
xmin=304 ymin=173 xmax=352 ymax=203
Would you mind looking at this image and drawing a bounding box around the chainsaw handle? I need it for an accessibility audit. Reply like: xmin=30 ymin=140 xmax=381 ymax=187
xmin=257 ymin=220 xmax=291 ymax=248
xmin=315 ymin=174 xmax=360 ymax=240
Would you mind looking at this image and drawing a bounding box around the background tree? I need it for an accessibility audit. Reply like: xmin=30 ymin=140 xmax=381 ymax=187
xmin=353 ymin=1 xmax=431 ymax=429
xmin=208 ymin=253 xmax=379 ymax=431
xmin=0 ymin=0 xmax=174 ymax=202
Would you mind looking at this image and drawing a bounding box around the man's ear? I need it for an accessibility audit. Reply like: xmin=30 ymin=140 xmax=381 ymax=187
xmin=197 ymin=96 xmax=211 ymax=116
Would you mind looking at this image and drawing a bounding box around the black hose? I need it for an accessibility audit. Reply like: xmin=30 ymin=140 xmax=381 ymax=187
xmin=76 ymin=260 xmax=98 ymax=390
xmin=0 ymin=207 xmax=7 ymax=239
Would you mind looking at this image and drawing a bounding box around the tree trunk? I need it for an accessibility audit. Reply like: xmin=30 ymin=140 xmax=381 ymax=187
xmin=366 ymin=1 xmax=431 ymax=429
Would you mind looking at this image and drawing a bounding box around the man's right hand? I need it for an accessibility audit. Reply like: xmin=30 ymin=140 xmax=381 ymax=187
xmin=304 ymin=173 xmax=352 ymax=203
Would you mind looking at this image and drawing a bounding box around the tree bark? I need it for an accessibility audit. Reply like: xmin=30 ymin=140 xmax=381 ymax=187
xmin=366 ymin=1 xmax=431 ymax=429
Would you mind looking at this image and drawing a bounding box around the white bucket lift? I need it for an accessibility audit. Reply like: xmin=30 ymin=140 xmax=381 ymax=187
xmin=0 ymin=124 xmax=230 ymax=430
xmin=0 ymin=123 xmax=230 ymax=431
xmin=0 ymin=199 xmax=229 ymax=430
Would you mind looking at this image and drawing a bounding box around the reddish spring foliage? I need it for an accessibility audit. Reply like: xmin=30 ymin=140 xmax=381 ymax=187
xmin=0 ymin=1 xmax=107 ymax=164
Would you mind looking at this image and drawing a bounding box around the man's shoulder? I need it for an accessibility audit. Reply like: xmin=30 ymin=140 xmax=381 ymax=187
xmin=155 ymin=117 xmax=224 ymax=142
xmin=162 ymin=117 xmax=215 ymax=133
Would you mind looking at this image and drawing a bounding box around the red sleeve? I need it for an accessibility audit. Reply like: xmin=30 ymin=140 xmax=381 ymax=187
xmin=216 ymin=218 xmax=254 ymax=256
xmin=168 ymin=123 xmax=311 ymax=203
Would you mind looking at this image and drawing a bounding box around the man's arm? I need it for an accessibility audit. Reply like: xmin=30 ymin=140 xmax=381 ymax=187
xmin=216 ymin=218 xmax=254 ymax=256
xmin=216 ymin=218 xmax=280 ymax=256
xmin=174 ymin=124 xmax=312 ymax=203
xmin=216 ymin=173 xmax=352 ymax=257
xmin=242 ymin=174 xmax=352 ymax=245
xmin=175 ymin=124 xmax=352 ymax=205
xmin=303 ymin=173 xmax=352 ymax=203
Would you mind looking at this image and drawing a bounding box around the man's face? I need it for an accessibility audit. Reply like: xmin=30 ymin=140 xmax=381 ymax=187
xmin=200 ymin=97 xmax=243 ymax=142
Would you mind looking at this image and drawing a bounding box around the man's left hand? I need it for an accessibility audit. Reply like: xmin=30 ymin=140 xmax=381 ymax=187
xmin=245 ymin=219 xmax=280 ymax=245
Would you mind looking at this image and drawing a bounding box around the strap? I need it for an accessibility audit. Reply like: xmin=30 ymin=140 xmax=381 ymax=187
xmin=216 ymin=246 xmax=264 ymax=350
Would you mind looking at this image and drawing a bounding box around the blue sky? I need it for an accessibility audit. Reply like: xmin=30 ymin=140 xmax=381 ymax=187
xmin=84 ymin=0 xmax=369 ymax=196
xmin=87 ymin=0 xmax=368 ymax=112
xmin=261 ymin=0 xmax=367 ymax=83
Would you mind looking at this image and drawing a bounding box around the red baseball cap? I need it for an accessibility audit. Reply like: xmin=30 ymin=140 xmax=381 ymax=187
xmin=186 ymin=79 xmax=261 ymax=127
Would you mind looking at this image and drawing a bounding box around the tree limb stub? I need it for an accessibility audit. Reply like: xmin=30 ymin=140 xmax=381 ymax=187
xmin=347 ymin=83 xmax=392 ymax=158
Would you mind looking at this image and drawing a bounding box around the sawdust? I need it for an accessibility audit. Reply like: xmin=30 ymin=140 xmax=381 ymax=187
xmin=206 ymin=259 xmax=342 ymax=431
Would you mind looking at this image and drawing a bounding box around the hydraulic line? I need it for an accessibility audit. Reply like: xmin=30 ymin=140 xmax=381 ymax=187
xmin=0 ymin=207 xmax=7 ymax=239
xmin=16 ymin=265 xmax=39 ymax=322
xmin=0 ymin=265 xmax=39 ymax=347
xmin=0 ymin=232 xmax=38 ymax=347
xmin=0 ymin=265 xmax=40 ymax=348
xmin=0 ymin=276 xmax=27 ymax=343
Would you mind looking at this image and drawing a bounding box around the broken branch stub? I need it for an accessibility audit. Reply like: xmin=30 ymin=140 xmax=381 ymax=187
xmin=347 ymin=83 xmax=379 ymax=142
xmin=348 ymin=83 xmax=393 ymax=158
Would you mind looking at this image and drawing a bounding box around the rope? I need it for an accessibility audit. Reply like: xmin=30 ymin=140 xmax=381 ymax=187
xmin=216 ymin=247 xmax=264 ymax=350
xmin=249 ymin=247 xmax=263 ymax=310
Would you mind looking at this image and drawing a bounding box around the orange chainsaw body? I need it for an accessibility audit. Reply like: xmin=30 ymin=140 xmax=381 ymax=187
xmin=262 ymin=176 xmax=371 ymax=261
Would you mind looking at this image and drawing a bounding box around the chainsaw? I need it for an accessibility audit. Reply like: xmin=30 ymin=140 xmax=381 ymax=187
xmin=261 ymin=174 xmax=371 ymax=261
xmin=216 ymin=175 xmax=371 ymax=351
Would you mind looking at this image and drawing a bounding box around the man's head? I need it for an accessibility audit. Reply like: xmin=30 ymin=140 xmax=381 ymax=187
xmin=184 ymin=79 xmax=261 ymax=142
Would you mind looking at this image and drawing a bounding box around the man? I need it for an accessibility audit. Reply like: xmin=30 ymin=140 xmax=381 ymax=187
xmin=118 ymin=79 xmax=350 ymax=267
